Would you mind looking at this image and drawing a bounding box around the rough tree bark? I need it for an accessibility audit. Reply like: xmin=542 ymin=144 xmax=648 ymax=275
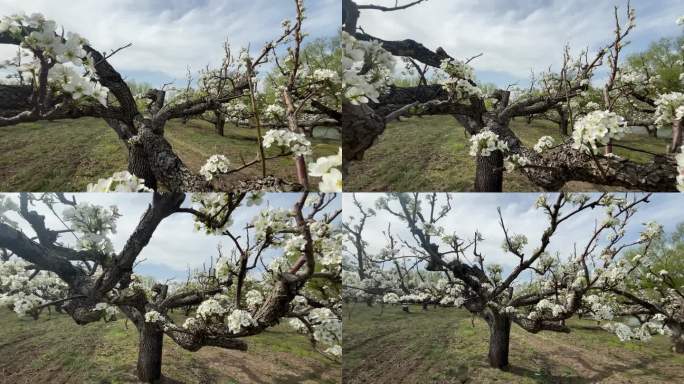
xmin=128 ymin=145 xmax=159 ymax=190
xmin=484 ymin=309 xmax=512 ymax=369
xmin=341 ymin=103 xmax=385 ymax=175
xmin=670 ymin=322 xmax=684 ymax=354
xmin=475 ymin=152 xmax=504 ymax=192
xmin=137 ymin=322 xmax=164 ymax=383
xmin=670 ymin=118 xmax=683 ymax=153
xmin=214 ymin=110 xmax=226 ymax=136
xmin=558 ymin=107 xmax=569 ymax=136
xmin=295 ymin=156 xmax=310 ymax=188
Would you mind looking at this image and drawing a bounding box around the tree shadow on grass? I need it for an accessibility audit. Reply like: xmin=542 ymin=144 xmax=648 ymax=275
xmin=508 ymin=349 xmax=671 ymax=384
xmin=159 ymin=376 xmax=185 ymax=384
xmin=242 ymin=362 xmax=336 ymax=384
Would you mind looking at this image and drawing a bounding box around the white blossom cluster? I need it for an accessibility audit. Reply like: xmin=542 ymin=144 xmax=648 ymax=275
xmin=226 ymin=309 xmax=257 ymax=333
xmin=440 ymin=58 xmax=483 ymax=100
xmin=214 ymin=254 xmax=236 ymax=280
xmin=312 ymin=69 xmax=338 ymax=82
xmin=251 ymin=207 xmax=293 ymax=240
xmin=196 ymin=298 xmax=227 ymax=320
xmin=199 ymin=155 xmax=231 ymax=182
xmin=182 ymin=296 xmax=257 ymax=334
xmin=585 ymin=101 xmax=601 ymax=111
xmin=534 ymin=298 xmax=566 ymax=318
xmin=256 ymin=208 xmax=341 ymax=274
xmin=382 ymin=292 xmax=399 ymax=304
xmin=308 ymin=148 xmax=342 ymax=192
xmin=603 ymin=315 xmax=671 ymax=342
xmin=182 ymin=317 xmax=199 ymax=329
xmin=0 ymin=13 xmax=110 ymax=106
xmin=501 ymin=234 xmax=528 ymax=253
xmin=640 ymin=221 xmax=663 ymax=241
xmin=263 ymin=104 xmax=286 ymax=121
xmin=0 ymin=259 xmax=68 ymax=318
xmin=504 ymin=154 xmax=531 ymax=173
xmin=86 ymin=171 xmax=151 ymax=192
xmin=93 ymin=302 xmax=119 ymax=321
xmin=617 ymin=66 xmax=660 ymax=95
xmin=398 ymin=293 xmax=432 ymax=303
xmin=582 ymin=295 xmax=615 ymax=321
xmin=223 ymin=101 xmax=250 ymax=120
xmin=317 ymin=231 xmax=343 ymax=269
xmin=144 ymin=310 xmax=163 ymax=323
xmin=342 ymin=31 xmax=394 ymax=105
xmin=63 ymin=203 xmax=120 ymax=254
xmin=533 ymin=136 xmax=555 ymax=154
xmin=6 ymin=294 xmax=42 ymax=318
xmin=49 ymin=63 xmax=109 ymax=105
xmin=468 ymin=130 xmax=509 ymax=157
xmin=190 ymin=193 xmax=259 ymax=235
xmin=289 ymin=308 xmax=342 ymax=357
xmin=571 ymin=110 xmax=628 ymax=154
xmin=262 ymin=129 xmax=312 ymax=158
xmin=284 ymin=235 xmax=307 ymax=258
xmin=307 ymin=307 xmax=342 ymax=357
xmin=654 ymin=92 xmax=684 ymax=128
xmin=245 ymin=290 xmax=264 ymax=310
xmin=0 ymin=195 xmax=19 ymax=227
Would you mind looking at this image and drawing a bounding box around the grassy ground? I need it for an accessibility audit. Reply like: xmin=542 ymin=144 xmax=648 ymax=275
xmin=0 ymin=118 xmax=339 ymax=191
xmin=343 ymin=304 xmax=684 ymax=384
xmin=345 ymin=116 xmax=671 ymax=192
xmin=0 ymin=308 xmax=340 ymax=384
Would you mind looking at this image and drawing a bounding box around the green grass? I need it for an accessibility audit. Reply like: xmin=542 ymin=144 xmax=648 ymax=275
xmin=343 ymin=304 xmax=684 ymax=384
xmin=0 ymin=308 xmax=340 ymax=384
xmin=0 ymin=118 xmax=339 ymax=191
xmin=345 ymin=116 xmax=671 ymax=192
xmin=0 ymin=118 xmax=128 ymax=191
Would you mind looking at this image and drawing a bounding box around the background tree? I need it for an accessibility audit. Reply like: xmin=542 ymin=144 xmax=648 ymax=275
xmin=0 ymin=1 xmax=342 ymax=192
xmin=342 ymin=0 xmax=682 ymax=192
xmin=601 ymin=222 xmax=684 ymax=353
xmin=345 ymin=192 xmax=662 ymax=370
xmin=0 ymin=192 xmax=341 ymax=382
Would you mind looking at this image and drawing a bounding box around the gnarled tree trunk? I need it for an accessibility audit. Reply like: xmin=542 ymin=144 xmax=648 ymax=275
xmin=485 ymin=310 xmax=512 ymax=369
xmin=341 ymin=103 xmax=386 ymax=176
xmin=295 ymin=156 xmax=310 ymax=188
xmin=137 ymin=322 xmax=164 ymax=383
xmin=672 ymin=336 xmax=684 ymax=354
xmin=128 ymin=146 xmax=158 ymax=189
xmin=670 ymin=323 xmax=684 ymax=354
xmin=559 ymin=108 xmax=569 ymax=136
xmin=475 ymin=151 xmax=504 ymax=192
xmin=670 ymin=118 xmax=683 ymax=153
xmin=214 ymin=110 xmax=226 ymax=136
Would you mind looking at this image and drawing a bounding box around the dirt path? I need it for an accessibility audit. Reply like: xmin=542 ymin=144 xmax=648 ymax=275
xmin=515 ymin=330 xmax=684 ymax=383
xmin=194 ymin=347 xmax=339 ymax=384
xmin=344 ymin=313 xmax=463 ymax=384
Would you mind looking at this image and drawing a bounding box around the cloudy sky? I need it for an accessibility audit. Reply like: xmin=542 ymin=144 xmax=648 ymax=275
xmin=344 ymin=193 xmax=684 ymax=279
xmin=355 ymin=0 xmax=683 ymax=87
xmin=0 ymin=0 xmax=339 ymax=86
xmin=3 ymin=193 xmax=340 ymax=282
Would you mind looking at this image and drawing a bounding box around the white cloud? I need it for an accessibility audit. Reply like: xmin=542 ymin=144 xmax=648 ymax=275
xmin=3 ymin=192 xmax=341 ymax=282
xmin=0 ymin=0 xmax=339 ymax=84
xmin=344 ymin=193 xmax=683 ymax=274
xmin=355 ymin=0 xmax=682 ymax=85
